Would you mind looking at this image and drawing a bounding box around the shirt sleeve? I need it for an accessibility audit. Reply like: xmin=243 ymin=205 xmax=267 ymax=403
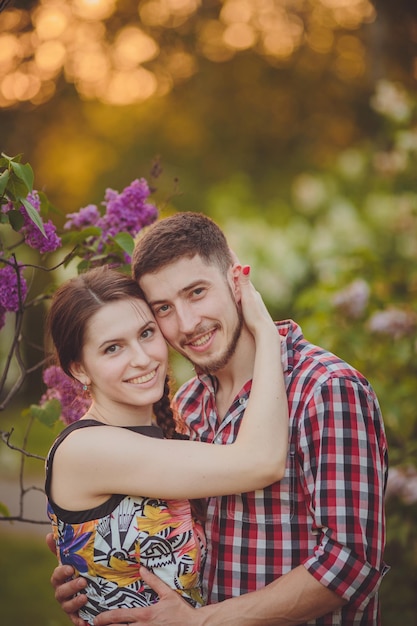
xmin=299 ymin=375 xmax=389 ymax=610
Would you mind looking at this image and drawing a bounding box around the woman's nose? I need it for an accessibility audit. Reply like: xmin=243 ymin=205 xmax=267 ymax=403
xmin=130 ymin=343 xmax=151 ymax=366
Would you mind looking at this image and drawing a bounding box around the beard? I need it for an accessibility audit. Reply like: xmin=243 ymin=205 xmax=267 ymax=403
xmin=189 ymin=305 xmax=244 ymax=376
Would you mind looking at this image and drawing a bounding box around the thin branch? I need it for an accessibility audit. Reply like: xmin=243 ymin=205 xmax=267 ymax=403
xmin=0 ymin=310 xmax=24 ymax=398
xmin=0 ymin=429 xmax=46 ymax=461
xmin=23 ymin=247 xmax=78 ymax=271
xmin=0 ymin=517 xmax=50 ymax=525
xmin=26 ymin=356 xmax=50 ymax=375
xmin=0 ymin=425 xmax=49 ymax=527
xmin=0 ymin=343 xmax=27 ymax=410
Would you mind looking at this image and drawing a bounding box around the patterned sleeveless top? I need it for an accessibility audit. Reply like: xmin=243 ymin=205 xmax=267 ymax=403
xmin=45 ymin=420 xmax=206 ymax=625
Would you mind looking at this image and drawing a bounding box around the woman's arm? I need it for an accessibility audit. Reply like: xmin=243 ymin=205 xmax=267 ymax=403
xmin=51 ymin=267 xmax=288 ymax=507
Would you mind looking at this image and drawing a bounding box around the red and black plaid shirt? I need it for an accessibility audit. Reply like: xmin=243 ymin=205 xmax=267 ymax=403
xmin=173 ymin=320 xmax=389 ymax=625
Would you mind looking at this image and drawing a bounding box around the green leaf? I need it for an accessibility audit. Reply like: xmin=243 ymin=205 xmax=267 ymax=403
xmin=7 ymin=209 xmax=25 ymax=232
xmin=29 ymin=398 xmax=62 ymax=428
xmin=0 ymin=501 xmax=11 ymax=517
xmin=5 ymin=172 xmax=29 ymax=200
xmin=61 ymin=226 xmax=101 ymax=246
xmin=77 ymin=258 xmax=90 ymax=272
xmin=113 ymin=232 xmax=135 ymax=257
xmin=10 ymin=161 xmax=34 ymax=193
xmin=20 ymin=197 xmax=47 ymax=237
xmin=38 ymin=190 xmax=60 ymax=219
xmin=0 ymin=168 xmax=9 ymax=196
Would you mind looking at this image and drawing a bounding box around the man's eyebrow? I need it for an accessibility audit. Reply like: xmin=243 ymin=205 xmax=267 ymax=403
xmin=148 ymin=280 xmax=209 ymax=307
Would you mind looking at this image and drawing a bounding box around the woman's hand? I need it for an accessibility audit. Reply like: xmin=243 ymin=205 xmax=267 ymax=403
xmin=238 ymin=265 xmax=278 ymax=340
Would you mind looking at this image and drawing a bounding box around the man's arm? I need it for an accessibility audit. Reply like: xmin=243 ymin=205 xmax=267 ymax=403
xmin=46 ymin=532 xmax=89 ymax=626
xmin=93 ymin=565 xmax=345 ymax=626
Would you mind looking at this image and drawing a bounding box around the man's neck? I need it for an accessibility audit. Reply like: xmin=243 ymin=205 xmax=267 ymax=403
xmin=213 ymin=326 xmax=256 ymax=420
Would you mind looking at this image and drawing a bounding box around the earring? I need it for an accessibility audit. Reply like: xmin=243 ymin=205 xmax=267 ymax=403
xmin=82 ymin=384 xmax=88 ymax=391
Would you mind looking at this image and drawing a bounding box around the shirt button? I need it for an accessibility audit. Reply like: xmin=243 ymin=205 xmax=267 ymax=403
xmin=239 ymin=397 xmax=246 ymax=405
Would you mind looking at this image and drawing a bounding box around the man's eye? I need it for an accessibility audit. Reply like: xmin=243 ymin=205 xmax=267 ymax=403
xmin=155 ymin=304 xmax=170 ymax=315
xmin=193 ymin=288 xmax=204 ymax=296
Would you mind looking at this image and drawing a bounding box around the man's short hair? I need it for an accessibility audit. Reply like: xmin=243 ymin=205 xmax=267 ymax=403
xmin=132 ymin=212 xmax=233 ymax=281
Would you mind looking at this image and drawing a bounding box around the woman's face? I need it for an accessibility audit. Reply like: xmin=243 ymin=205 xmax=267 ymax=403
xmin=74 ymin=298 xmax=168 ymax=423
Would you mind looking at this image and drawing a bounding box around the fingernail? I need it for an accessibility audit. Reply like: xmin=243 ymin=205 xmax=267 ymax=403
xmin=242 ymin=265 xmax=250 ymax=275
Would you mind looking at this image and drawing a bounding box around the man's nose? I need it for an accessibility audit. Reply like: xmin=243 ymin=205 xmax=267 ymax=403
xmin=176 ymin=303 xmax=200 ymax=335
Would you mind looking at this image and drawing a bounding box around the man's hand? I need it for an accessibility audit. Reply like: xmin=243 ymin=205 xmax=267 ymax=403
xmin=50 ymin=561 xmax=89 ymax=626
xmin=93 ymin=566 xmax=203 ymax=626
xmin=46 ymin=532 xmax=57 ymax=556
xmin=46 ymin=533 xmax=88 ymax=625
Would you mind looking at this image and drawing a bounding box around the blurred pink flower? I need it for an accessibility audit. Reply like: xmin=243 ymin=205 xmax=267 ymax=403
xmin=41 ymin=366 xmax=91 ymax=425
xmin=385 ymin=466 xmax=417 ymax=505
xmin=368 ymin=308 xmax=417 ymax=339
xmin=332 ymin=279 xmax=370 ymax=319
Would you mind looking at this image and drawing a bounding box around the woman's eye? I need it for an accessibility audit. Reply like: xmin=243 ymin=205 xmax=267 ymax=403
xmin=141 ymin=328 xmax=154 ymax=339
xmin=105 ymin=344 xmax=119 ymax=354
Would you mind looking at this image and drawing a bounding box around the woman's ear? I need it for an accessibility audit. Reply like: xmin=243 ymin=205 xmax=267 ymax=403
xmin=69 ymin=362 xmax=90 ymax=387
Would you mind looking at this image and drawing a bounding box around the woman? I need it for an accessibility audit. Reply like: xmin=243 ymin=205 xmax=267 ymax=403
xmin=45 ymin=265 xmax=288 ymax=625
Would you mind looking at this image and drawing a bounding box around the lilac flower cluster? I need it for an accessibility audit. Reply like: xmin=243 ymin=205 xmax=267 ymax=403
xmin=41 ymin=365 xmax=91 ymax=425
xmin=0 ymin=262 xmax=28 ymax=330
xmin=100 ymin=179 xmax=158 ymax=240
xmin=64 ymin=179 xmax=158 ymax=259
xmin=4 ymin=191 xmax=62 ymax=253
xmin=64 ymin=204 xmax=100 ymax=229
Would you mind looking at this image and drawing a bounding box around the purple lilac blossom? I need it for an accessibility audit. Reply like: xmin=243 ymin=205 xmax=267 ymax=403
xmin=1 ymin=200 xmax=13 ymax=214
xmin=0 ymin=263 xmax=28 ymax=312
xmin=97 ymin=178 xmax=158 ymax=243
xmin=18 ymin=191 xmax=62 ymax=253
xmin=41 ymin=365 xmax=91 ymax=425
xmin=64 ymin=204 xmax=101 ymax=230
xmin=24 ymin=218 xmax=62 ymax=253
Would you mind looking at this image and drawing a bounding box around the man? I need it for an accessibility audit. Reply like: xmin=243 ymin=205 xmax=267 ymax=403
xmin=49 ymin=212 xmax=388 ymax=625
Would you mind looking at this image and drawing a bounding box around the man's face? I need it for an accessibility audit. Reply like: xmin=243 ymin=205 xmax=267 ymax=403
xmin=139 ymin=255 xmax=243 ymax=374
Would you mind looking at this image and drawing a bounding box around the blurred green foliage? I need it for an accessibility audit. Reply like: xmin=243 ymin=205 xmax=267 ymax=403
xmin=0 ymin=533 xmax=69 ymax=625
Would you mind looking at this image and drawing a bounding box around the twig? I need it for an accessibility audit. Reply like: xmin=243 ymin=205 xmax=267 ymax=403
xmin=0 ymin=517 xmax=50 ymax=525
xmin=0 ymin=429 xmax=46 ymax=461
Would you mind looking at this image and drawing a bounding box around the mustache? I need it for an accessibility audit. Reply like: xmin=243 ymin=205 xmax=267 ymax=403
xmin=179 ymin=324 xmax=220 ymax=347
